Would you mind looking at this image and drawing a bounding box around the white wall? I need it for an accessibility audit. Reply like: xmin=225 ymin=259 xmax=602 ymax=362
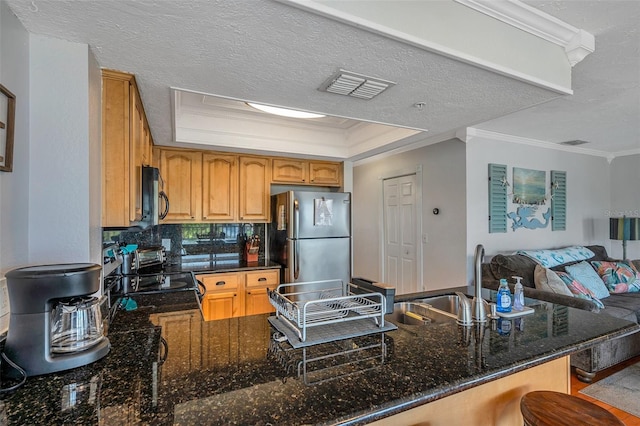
xmin=353 ymin=138 xmax=467 ymax=291
xmin=466 ymin=135 xmax=611 ymax=283
xmin=609 ymin=154 xmax=640 ymax=260
xmin=0 ymin=1 xmax=30 ymax=274
xmin=28 ymin=35 xmax=101 ymax=265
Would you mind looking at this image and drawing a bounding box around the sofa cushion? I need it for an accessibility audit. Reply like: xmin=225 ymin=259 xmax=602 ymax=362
xmin=600 ymin=292 xmax=640 ymax=323
xmin=584 ymin=245 xmax=611 ymax=261
xmin=556 ymin=271 xmax=605 ymax=309
xmin=565 ymin=261 xmax=610 ymax=300
xmin=533 ymin=265 xmax=573 ymax=297
xmin=591 ymin=261 xmax=640 ymax=293
xmin=490 ymin=254 xmax=538 ymax=288
xmin=517 ymin=246 xmax=595 ymax=268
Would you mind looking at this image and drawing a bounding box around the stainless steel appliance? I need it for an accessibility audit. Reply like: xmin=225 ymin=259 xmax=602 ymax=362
xmin=270 ymin=191 xmax=351 ymax=290
xmin=139 ymin=165 xmax=169 ymax=229
xmin=102 ymin=244 xmax=200 ymax=299
xmin=3 ymin=263 xmax=110 ymax=377
xmin=121 ymin=245 xmax=166 ymax=275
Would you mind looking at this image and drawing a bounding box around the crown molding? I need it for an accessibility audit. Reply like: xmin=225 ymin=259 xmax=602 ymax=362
xmin=462 ymin=127 xmax=614 ymax=158
xmin=454 ymin=0 xmax=594 ymax=66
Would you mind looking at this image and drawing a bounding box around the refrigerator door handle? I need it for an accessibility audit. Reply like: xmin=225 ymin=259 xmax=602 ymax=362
xmin=294 ymin=198 xmax=300 ymax=279
xmin=294 ymin=239 xmax=300 ymax=280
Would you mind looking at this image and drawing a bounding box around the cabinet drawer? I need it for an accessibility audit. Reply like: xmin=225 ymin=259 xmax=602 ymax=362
xmin=198 ymin=273 xmax=240 ymax=292
xmin=245 ymin=270 xmax=279 ymax=288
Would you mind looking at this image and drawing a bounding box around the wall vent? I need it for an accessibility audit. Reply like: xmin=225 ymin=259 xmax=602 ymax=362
xmin=318 ymin=69 xmax=396 ymax=100
xmin=559 ymin=139 xmax=589 ymax=146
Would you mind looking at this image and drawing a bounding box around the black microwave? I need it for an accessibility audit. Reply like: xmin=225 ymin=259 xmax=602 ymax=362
xmin=140 ymin=166 xmax=169 ymax=229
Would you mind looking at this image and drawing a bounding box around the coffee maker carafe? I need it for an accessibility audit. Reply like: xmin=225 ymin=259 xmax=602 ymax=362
xmin=3 ymin=263 xmax=110 ymax=377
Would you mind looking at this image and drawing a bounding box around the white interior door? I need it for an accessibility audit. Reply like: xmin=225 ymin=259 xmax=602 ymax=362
xmin=383 ymin=174 xmax=418 ymax=295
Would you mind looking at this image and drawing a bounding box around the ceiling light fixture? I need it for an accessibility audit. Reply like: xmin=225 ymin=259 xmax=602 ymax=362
xmin=246 ymin=102 xmax=325 ymax=119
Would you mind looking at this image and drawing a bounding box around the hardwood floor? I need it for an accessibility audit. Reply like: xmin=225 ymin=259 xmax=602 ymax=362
xmin=571 ymin=356 xmax=640 ymax=426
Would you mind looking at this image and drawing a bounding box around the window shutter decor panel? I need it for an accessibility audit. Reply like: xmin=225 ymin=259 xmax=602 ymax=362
xmin=551 ymin=170 xmax=567 ymax=231
xmin=488 ymin=163 xmax=508 ymax=233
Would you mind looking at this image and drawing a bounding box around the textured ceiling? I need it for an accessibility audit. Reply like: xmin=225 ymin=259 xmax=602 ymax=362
xmin=478 ymin=0 xmax=640 ymax=155
xmin=5 ymin=0 xmax=640 ymax=160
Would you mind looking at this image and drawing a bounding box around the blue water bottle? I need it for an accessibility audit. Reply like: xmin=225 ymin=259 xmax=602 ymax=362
xmin=497 ymin=278 xmax=512 ymax=313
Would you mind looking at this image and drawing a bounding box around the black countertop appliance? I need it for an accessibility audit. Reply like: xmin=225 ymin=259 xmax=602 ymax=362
xmin=3 ymin=263 xmax=110 ymax=377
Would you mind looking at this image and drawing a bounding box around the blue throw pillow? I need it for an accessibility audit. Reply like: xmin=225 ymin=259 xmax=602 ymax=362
xmin=565 ymin=261 xmax=610 ymax=300
xmin=517 ymin=246 xmax=595 ymax=268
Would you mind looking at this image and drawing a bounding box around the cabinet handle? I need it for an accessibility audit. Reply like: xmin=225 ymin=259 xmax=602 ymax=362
xmin=247 ymin=291 xmax=251 ymax=295
xmin=258 ymin=277 xmax=267 ymax=282
xmin=216 ymin=281 xmax=226 ymax=286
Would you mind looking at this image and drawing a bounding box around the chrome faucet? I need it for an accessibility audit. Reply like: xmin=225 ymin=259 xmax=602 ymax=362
xmin=455 ymin=291 xmax=473 ymax=326
xmin=472 ymin=244 xmax=487 ymax=323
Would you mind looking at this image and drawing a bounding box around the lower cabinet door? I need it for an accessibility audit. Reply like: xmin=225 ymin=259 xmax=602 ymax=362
xmin=245 ymin=287 xmax=275 ymax=316
xmin=202 ymin=291 xmax=240 ymax=320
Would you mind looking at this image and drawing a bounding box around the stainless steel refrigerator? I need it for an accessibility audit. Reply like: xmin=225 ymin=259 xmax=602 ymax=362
xmin=270 ymin=191 xmax=351 ymax=290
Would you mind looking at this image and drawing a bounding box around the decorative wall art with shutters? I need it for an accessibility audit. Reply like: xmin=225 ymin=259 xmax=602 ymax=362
xmin=488 ymin=163 xmax=508 ymax=233
xmin=550 ymin=170 xmax=567 ymax=231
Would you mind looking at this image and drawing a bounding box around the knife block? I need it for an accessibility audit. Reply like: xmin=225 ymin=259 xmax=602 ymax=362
xmin=244 ymin=242 xmax=258 ymax=263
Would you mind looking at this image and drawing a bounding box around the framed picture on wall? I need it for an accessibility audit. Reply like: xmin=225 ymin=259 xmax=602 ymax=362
xmin=512 ymin=167 xmax=546 ymax=205
xmin=0 ymin=83 xmax=16 ymax=172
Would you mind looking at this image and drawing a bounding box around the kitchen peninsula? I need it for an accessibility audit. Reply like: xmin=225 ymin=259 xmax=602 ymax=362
xmin=0 ymin=287 xmax=637 ymax=425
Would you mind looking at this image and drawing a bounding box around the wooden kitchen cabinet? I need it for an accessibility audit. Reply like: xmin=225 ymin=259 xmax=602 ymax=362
xmin=244 ymin=270 xmax=278 ymax=316
xmin=202 ymin=153 xmax=238 ymax=221
xmin=198 ymin=273 xmax=242 ymax=320
xmin=157 ymin=148 xmax=202 ymax=222
xmin=272 ymin=158 xmax=308 ymax=183
xmin=309 ymin=161 xmax=342 ymax=186
xmin=202 ymin=292 xmax=241 ymax=321
xmin=197 ymin=269 xmax=279 ymax=320
xmin=239 ymin=156 xmax=270 ymax=222
xmin=271 ymin=158 xmax=342 ymax=187
xmin=102 ymin=69 xmax=154 ymax=227
xmin=156 ymin=148 xmax=270 ymax=223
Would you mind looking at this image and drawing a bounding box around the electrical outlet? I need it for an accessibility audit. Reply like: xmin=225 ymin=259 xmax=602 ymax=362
xmin=162 ymin=238 xmax=171 ymax=252
xmin=422 ymin=233 xmax=428 ymax=244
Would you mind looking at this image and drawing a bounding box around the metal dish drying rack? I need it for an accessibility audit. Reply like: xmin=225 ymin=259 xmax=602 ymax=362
xmin=267 ymin=279 xmax=386 ymax=342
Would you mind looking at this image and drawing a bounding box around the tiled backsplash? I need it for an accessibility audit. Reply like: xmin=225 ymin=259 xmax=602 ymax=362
xmin=103 ymin=223 xmax=266 ymax=266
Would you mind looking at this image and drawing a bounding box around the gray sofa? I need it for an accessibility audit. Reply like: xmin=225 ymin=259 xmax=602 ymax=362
xmin=481 ymin=245 xmax=640 ymax=382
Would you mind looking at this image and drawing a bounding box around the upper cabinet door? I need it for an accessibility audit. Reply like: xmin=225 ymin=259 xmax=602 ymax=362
xmin=129 ymin=89 xmax=145 ymax=222
xmin=309 ymin=161 xmax=342 ymax=186
xmin=239 ymin=156 xmax=270 ymax=222
xmin=202 ymin=153 xmax=238 ymax=221
xmin=159 ymin=149 xmax=202 ymax=222
xmin=272 ymin=158 xmax=308 ymax=184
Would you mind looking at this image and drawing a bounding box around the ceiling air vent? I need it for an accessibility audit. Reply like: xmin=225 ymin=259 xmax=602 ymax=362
xmin=318 ymin=70 xmax=396 ymax=100
xmin=559 ymin=140 xmax=589 ymax=146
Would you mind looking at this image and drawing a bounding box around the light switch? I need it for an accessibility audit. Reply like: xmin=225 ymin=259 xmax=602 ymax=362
xmin=422 ymin=233 xmax=428 ymax=243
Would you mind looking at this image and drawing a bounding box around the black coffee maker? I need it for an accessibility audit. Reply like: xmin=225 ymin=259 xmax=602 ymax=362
xmin=3 ymin=263 xmax=110 ymax=377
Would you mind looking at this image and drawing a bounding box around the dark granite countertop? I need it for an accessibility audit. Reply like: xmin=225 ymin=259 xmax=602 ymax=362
xmin=163 ymin=259 xmax=281 ymax=274
xmin=0 ymin=287 xmax=637 ymax=425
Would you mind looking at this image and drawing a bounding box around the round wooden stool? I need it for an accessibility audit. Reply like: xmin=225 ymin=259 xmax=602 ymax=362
xmin=520 ymin=391 xmax=625 ymax=426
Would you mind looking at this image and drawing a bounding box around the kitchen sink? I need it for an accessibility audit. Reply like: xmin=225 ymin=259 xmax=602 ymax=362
xmin=387 ymin=302 xmax=456 ymax=326
xmin=412 ymin=294 xmax=462 ymax=317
